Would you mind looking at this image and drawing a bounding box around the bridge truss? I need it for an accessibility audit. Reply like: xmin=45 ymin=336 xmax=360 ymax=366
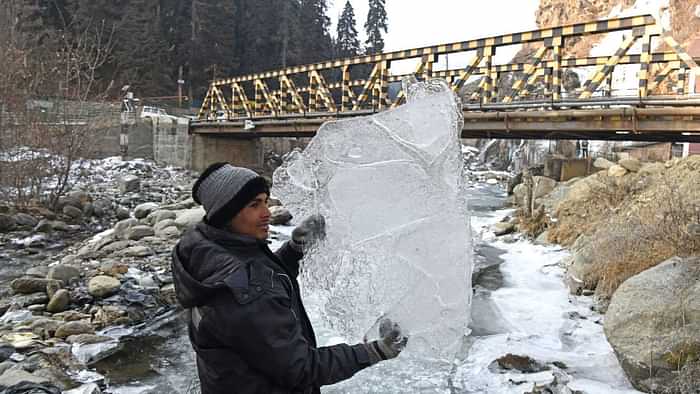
xmin=196 ymin=14 xmax=700 ymax=142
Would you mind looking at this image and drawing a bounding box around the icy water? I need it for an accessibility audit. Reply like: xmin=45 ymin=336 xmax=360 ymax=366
xmin=100 ymin=182 xmax=638 ymax=393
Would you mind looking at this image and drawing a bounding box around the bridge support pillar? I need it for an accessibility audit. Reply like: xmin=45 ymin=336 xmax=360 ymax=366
xmin=191 ymin=134 xmax=264 ymax=173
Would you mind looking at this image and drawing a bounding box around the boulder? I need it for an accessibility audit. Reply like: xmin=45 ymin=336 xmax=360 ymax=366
xmin=113 ymin=218 xmax=138 ymax=239
xmin=155 ymin=226 xmax=180 ymax=239
xmin=118 ymin=175 xmax=140 ymax=193
xmin=46 ymin=289 xmax=70 ymax=313
xmin=268 ymin=197 xmax=282 ymax=207
xmin=126 ymin=225 xmax=155 ymax=241
xmin=269 ymin=206 xmax=293 ymax=225
xmin=66 ymin=190 xmax=91 ymax=206
xmin=47 ymin=265 xmax=80 ymax=284
xmin=618 ymin=158 xmax=641 ymax=172
xmin=532 ymin=176 xmax=557 ymax=199
xmin=120 ymin=245 xmax=154 ymax=257
xmin=62 ymin=205 xmax=83 ymax=219
xmin=99 ymin=262 xmax=128 ymax=276
xmin=146 ymin=209 xmax=176 ymax=225
xmin=46 ymin=280 xmax=61 ymax=298
xmin=133 ymin=202 xmax=159 ymax=219
xmin=607 ymin=165 xmax=627 ymax=177
xmin=14 ymin=292 xmax=48 ymax=307
xmin=88 ymin=275 xmax=121 ymax=298
xmin=593 ymin=157 xmax=615 ymax=169
xmin=32 ymin=219 xmax=53 ymax=233
xmin=0 ymin=214 xmax=16 ymax=232
xmin=25 ymin=266 xmax=49 ymax=278
xmin=82 ymin=202 xmax=95 ymax=217
xmin=57 ymin=195 xmax=83 ymax=211
xmin=115 ymin=206 xmax=130 ymax=220
xmin=174 ymin=207 xmax=205 ymax=229
xmin=13 ymin=213 xmax=38 ymax=228
xmin=639 ymin=162 xmax=665 ymax=176
xmin=10 ymin=278 xmax=54 ymax=295
xmin=154 ymin=218 xmax=177 ymax=232
xmin=0 ymin=369 xmax=50 ymax=386
xmin=604 ymin=256 xmax=700 ymax=392
xmin=492 ymin=222 xmax=515 ymax=236
xmin=512 ymin=183 xmax=529 ymax=207
xmin=99 ymin=240 xmax=132 ymax=254
xmin=30 ymin=318 xmax=61 ymax=338
xmin=55 ymin=321 xmax=94 ymax=338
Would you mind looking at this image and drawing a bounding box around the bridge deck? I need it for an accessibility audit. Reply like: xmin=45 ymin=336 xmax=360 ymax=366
xmin=190 ymin=104 xmax=700 ymax=142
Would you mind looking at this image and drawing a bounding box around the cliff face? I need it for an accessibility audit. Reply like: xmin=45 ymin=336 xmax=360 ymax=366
xmin=535 ymin=0 xmax=700 ymax=55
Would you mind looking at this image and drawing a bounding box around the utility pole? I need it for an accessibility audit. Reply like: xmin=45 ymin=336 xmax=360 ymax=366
xmin=177 ymin=66 xmax=184 ymax=108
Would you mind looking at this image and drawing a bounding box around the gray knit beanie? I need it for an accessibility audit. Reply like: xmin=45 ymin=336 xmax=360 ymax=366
xmin=192 ymin=163 xmax=269 ymax=227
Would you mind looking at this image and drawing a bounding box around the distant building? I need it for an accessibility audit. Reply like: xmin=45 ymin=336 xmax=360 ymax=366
xmin=614 ymin=142 xmax=687 ymax=162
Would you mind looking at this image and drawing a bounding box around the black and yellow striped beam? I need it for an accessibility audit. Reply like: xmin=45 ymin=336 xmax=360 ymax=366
xmin=198 ymin=13 xmax=700 ymax=120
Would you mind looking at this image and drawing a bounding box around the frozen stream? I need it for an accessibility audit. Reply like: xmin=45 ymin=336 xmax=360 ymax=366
xmin=103 ymin=182 xmax=639 ymax=393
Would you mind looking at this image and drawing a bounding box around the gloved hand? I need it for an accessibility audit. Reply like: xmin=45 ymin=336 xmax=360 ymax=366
xmin=364 ymin=318 xmax=408 ymax=364
xmin=290 ymin=214 xmax=326 ymax=251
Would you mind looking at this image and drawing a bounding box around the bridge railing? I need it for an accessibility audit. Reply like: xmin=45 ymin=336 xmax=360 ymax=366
xmin=198 ymin=14 xmax=699 ymax=121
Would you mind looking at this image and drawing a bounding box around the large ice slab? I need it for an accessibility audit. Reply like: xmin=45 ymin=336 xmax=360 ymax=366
xmin=273 ymin=79 xmax=472 ymax=358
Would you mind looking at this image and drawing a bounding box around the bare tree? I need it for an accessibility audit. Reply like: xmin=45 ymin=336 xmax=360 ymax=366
xmin=0 ymin=14 xmax=116 ymax=209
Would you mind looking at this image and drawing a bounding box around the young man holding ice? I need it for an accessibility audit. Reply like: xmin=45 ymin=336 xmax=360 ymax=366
xmin=171 ymin=162 xmax=407 ymax=394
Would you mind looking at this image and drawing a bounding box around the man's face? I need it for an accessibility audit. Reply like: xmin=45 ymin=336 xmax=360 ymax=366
xmin=230 ymin=193 xmax=270 ymax=240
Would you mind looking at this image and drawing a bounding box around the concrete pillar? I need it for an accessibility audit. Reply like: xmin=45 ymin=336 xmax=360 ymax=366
xmin=191 ymin=134 xmax=263 ymax=173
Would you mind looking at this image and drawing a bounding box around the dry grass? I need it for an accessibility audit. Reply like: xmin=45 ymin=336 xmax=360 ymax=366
xmin=589 ymin=176 xmax=700 ymax=299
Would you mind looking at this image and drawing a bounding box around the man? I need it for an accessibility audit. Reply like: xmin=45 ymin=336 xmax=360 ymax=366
xmin=171 ymin=163 xmax=406 ymax=394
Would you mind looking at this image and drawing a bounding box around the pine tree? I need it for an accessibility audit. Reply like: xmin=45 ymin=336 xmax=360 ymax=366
xmin=364 ymin=0 xmax=387 ymax=54
xmin=336 ymin=0 xmax=359 ymax=58
xmin=299 ymin=0 xmax=332 ymax=63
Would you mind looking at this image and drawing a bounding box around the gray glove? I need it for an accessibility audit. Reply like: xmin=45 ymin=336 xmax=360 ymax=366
xmin=364 ymin=319 xmax=408 ymax=364
xmin=290 ymin=214 xmax=326 ymax=251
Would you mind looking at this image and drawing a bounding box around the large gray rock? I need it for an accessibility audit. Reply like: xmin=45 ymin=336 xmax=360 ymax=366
xmin=47 ymin=265 xmax=80 ymax=284
xmin=639 ymin=162 xmax=665 ymax=176
xmin=0 ymin=369 xmax=50 ymax=386
xmin=13 ymin=213 xmax=38 ymax=228
xmin=10 ymin=277 xmax=53 ymax=295
xmin=0 ymin=214 xmax=16 ymax=232
xmin=113 ymin=218 xmax=138 ymax=240
xmin=146 ymin=209 xmax=176 ymax=225
xmin=46 ymin=289 xmax=70 ymax=313
xmin=155 ymin=226 xmax=180 ymax=239
xmin=532 ymin=176 xmax=557 ymax=199
xmin=55 ymin=321 xmax=94 ymax=338
xmin=174 ymin=207 xmax=205 ymax=229
xmin=269 ymin=206 xmax=292 ymax=225
xmin=63 ymin=205 xmax=83 ymax=219
xmin=608 ymin=165 xmax=627 ymax=177
xmin=126 ymin=225 xmax=155 ymax=240
xmin=118 ymin=175 xmax=140 ymax=193
xmin=604 ymin=256 xmax=700 ymax=392
xmin=593 ymin=157 xmax=615 ymax=169
xmin=618 ymin=158 xmax=641 ymax=172
xmin=134 ymin=202 xmax=159 ymax=219
xmin=88 ymin=275 xmax=121 ymax=298
xmin=154 ymin=219 xmax=177 ymax=232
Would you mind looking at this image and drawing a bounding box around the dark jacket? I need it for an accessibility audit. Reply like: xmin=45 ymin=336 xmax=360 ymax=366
xmin=171 ymin=222 xmax=372 ymax=394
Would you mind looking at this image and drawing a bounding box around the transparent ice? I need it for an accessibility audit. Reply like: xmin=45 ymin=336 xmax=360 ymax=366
xmin=272 ymin=78 xmax=472 ymax=358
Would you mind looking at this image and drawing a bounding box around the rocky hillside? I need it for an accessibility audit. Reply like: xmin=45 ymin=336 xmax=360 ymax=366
xmin=536 ymin=0 xmax=700 ymax=55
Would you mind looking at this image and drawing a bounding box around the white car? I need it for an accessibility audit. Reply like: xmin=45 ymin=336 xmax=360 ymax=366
xmin=140 ymin=106 xmax=168 ymax=118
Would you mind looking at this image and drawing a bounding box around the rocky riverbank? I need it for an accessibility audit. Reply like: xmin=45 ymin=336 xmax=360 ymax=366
xmin=505 ymin=155 xmax=700 ymax=393
xmin=0 ymin=157 xmax=298 ymax=392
